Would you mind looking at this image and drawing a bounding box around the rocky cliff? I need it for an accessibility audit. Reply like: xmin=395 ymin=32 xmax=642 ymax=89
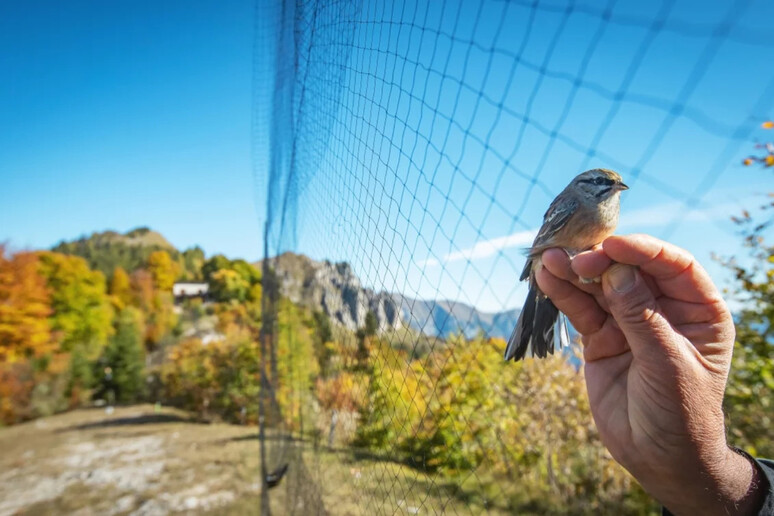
xmin=267 ymin=252 xmax=520 ymax=340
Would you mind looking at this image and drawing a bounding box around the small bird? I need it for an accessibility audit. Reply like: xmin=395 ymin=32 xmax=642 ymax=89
xmin=505 ymin=168 xmax=628 ymax=361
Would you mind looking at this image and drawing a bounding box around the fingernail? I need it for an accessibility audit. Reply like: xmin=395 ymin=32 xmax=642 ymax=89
xmin=606 ymin=264 xmax=636 ymax=293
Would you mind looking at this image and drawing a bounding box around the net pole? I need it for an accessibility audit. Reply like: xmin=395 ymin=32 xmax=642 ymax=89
xmin=259 ymin=222 xmax=271 ymax=516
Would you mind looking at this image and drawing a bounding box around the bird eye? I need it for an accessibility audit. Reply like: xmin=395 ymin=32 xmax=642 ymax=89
xmin=593 ymin=177 xmax=604 ymax=185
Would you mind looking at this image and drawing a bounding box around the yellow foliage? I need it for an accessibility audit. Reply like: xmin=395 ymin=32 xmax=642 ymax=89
xmin=147 ymin=250 xmax=180 ymax=292
xmin=109 ymin=266 xmax=132 ymax=310
xmin=35 ymin=251 xmax=113 ymax=356
xmin=354 ymin=334 xmax=643 ymax=511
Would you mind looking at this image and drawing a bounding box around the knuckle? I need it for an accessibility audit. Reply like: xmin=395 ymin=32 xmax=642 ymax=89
xmin=613 ymin=290 xmax=659 ymax=327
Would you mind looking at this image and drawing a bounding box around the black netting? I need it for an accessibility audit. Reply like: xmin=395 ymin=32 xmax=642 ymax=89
xmin=253 ymin=0 xmax=774 ymax=513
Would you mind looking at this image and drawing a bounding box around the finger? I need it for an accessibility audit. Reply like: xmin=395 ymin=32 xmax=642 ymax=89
xmin=542 ymin=248 xmax=604 ymax=297
xmin=570 ymin=247 xmax=613 ymax=280
xmin=600 ymin=263 xmax=686 ymax=364
xmin=534 ymin=266 xmax=607 ymax=335
xmin=582 ymin=318 xmax=629 ymax=362
xmin=541 ymin=248 xmax=576 ymax=282
xmin=602 ymin=235 xmax=722 ymax=304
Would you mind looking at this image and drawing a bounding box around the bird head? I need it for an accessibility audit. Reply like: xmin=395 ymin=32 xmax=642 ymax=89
xmin=572 ymin=168 xmax=628 ymax=202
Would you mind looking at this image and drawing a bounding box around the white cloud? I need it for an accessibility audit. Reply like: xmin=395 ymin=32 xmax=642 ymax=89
xmin=415 ymin=257 xmax=440 ymax=268
xmin=619 ymin=200 xmax=745 ymax=229
xmin=417 ymin=229 xmax=536 ymax=268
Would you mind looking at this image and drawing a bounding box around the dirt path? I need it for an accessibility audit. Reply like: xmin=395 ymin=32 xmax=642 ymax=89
xmin=0 ymin=405 xmax=264 ymax=515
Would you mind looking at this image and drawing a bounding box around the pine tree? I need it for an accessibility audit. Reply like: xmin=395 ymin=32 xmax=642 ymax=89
xmin=98 ymin=308 xmax=146 ymax=403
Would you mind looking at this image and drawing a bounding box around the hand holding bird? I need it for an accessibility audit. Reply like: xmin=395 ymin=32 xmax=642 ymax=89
xmin=505 ymin=168 xmax=628 ymax=361
xmin=534 ymin=235 xmax=764 ymax=516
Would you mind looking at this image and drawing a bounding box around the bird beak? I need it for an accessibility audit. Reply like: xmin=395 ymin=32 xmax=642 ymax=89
xmin=616 ymin=182 xmax=629 ymax=191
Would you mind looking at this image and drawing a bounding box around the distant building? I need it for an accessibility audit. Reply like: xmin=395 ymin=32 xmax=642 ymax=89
xmin=173 ymin=282 xmax=209 ymax=300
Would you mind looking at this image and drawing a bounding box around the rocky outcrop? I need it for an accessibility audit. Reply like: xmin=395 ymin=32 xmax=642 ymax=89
xmin=268 ymin=252 xmax=403 ymax=332
xmin=267 ymin=252 xmax=520 ymax=339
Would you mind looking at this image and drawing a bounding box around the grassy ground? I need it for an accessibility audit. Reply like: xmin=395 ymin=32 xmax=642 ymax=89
xmin=297 ymin=447 xmax=506 ymax=516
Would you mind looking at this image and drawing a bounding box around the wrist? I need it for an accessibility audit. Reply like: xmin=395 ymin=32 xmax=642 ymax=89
xmin=658 ymin=446 xmax=764 ymax=516
xmin=714 ymin=447 xmax=766 ymax=516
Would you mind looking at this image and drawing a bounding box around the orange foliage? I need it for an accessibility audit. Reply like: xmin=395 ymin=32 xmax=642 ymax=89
xmin=315 ymin=372 xmax=365 ymax=412
xmin=129 ymin=268 xmax=175 ymax=347
xmin=130 ymin=269 xmax=155 ymax=310
xmin=0 ymin=247 xmax=53 ymax=363
xmin=0 ymin=361 xmax=35 ymax=424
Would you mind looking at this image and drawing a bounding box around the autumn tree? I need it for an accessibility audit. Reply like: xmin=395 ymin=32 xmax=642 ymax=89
xmin=354 ymin=339 xmax=424 ymax=452
xmin=0 ymin=248 xmax=53 ymax=363
xmin=109 ymin=266 xmax=132 ymax=310
xmin=0 ymin=361 xmax=35 ymax=424
xmin=181 ymin=246 xmax=206 ymax=280
xmin=161 ymin=332 xmax=261 ymax=423
xmin=202 ymin=254 xmax=231 ymax=281
xmin=147 ymin=250 xmax=180 ymax=292
xmin=161 ymin=337 xmax=219 ymax=419
xmin=130 ymin=268 xmax=175 ymax=347
xmin=203 ymin=255 xmax=262 ymax=303
xmin=210 ymin=268 xmax=250 ymax=302
xmin=130 ymin=269 xmax=154 ymax=310
xmin=36 ymin=251 xmax=113 ymax=357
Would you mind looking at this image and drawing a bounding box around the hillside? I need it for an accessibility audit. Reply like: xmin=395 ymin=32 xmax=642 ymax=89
xmin=51 ymin=229 xmax=521 ymax=339
xmin=51 ymin=227 xmax=203 ymax=280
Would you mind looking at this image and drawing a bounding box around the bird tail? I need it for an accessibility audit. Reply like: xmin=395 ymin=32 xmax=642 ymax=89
xmin=504 ymin=284 xmax=568 ymax=361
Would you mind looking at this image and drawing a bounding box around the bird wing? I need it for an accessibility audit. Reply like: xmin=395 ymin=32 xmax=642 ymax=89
xmin=519 ymin=196 xmax=579 ymax=281
xmin=534 ymin=195 xmax=579 ymax=248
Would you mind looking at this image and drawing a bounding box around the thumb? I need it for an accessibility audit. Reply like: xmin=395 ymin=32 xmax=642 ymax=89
xmin=602 ymin=264 xmax=679 ymax=362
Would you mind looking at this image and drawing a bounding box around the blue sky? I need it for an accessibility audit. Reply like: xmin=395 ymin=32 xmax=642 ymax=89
xmin=3 ymin=0 xmax=774 ymax=312
xmin=1 ymin=0 xmax=260 ymax=258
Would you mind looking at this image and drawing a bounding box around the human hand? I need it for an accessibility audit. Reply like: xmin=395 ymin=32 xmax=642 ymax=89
xmin=535 ymin=234 xmax=764 ymax=516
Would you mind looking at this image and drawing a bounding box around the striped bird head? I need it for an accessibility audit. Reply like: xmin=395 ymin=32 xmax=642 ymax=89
xmin=572 ymin=168 xmax=629 ymax=202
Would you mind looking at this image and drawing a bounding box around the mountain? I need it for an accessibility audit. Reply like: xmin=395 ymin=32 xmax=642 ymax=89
xmin=391 ymin=294 xmax=520 ymax=340
xmin=268 ymin=252 xmax=520 ymax=340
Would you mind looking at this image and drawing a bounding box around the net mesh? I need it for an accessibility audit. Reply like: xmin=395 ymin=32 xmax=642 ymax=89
xmin=253 ymin=0 xmax=774 ymax=513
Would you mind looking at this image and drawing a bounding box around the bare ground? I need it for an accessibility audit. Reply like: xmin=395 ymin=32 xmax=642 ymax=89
xmin=0 ymin=406 xmax=505 ymax=515
xmin=0 ymin=405 xmax=264 ymax=516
